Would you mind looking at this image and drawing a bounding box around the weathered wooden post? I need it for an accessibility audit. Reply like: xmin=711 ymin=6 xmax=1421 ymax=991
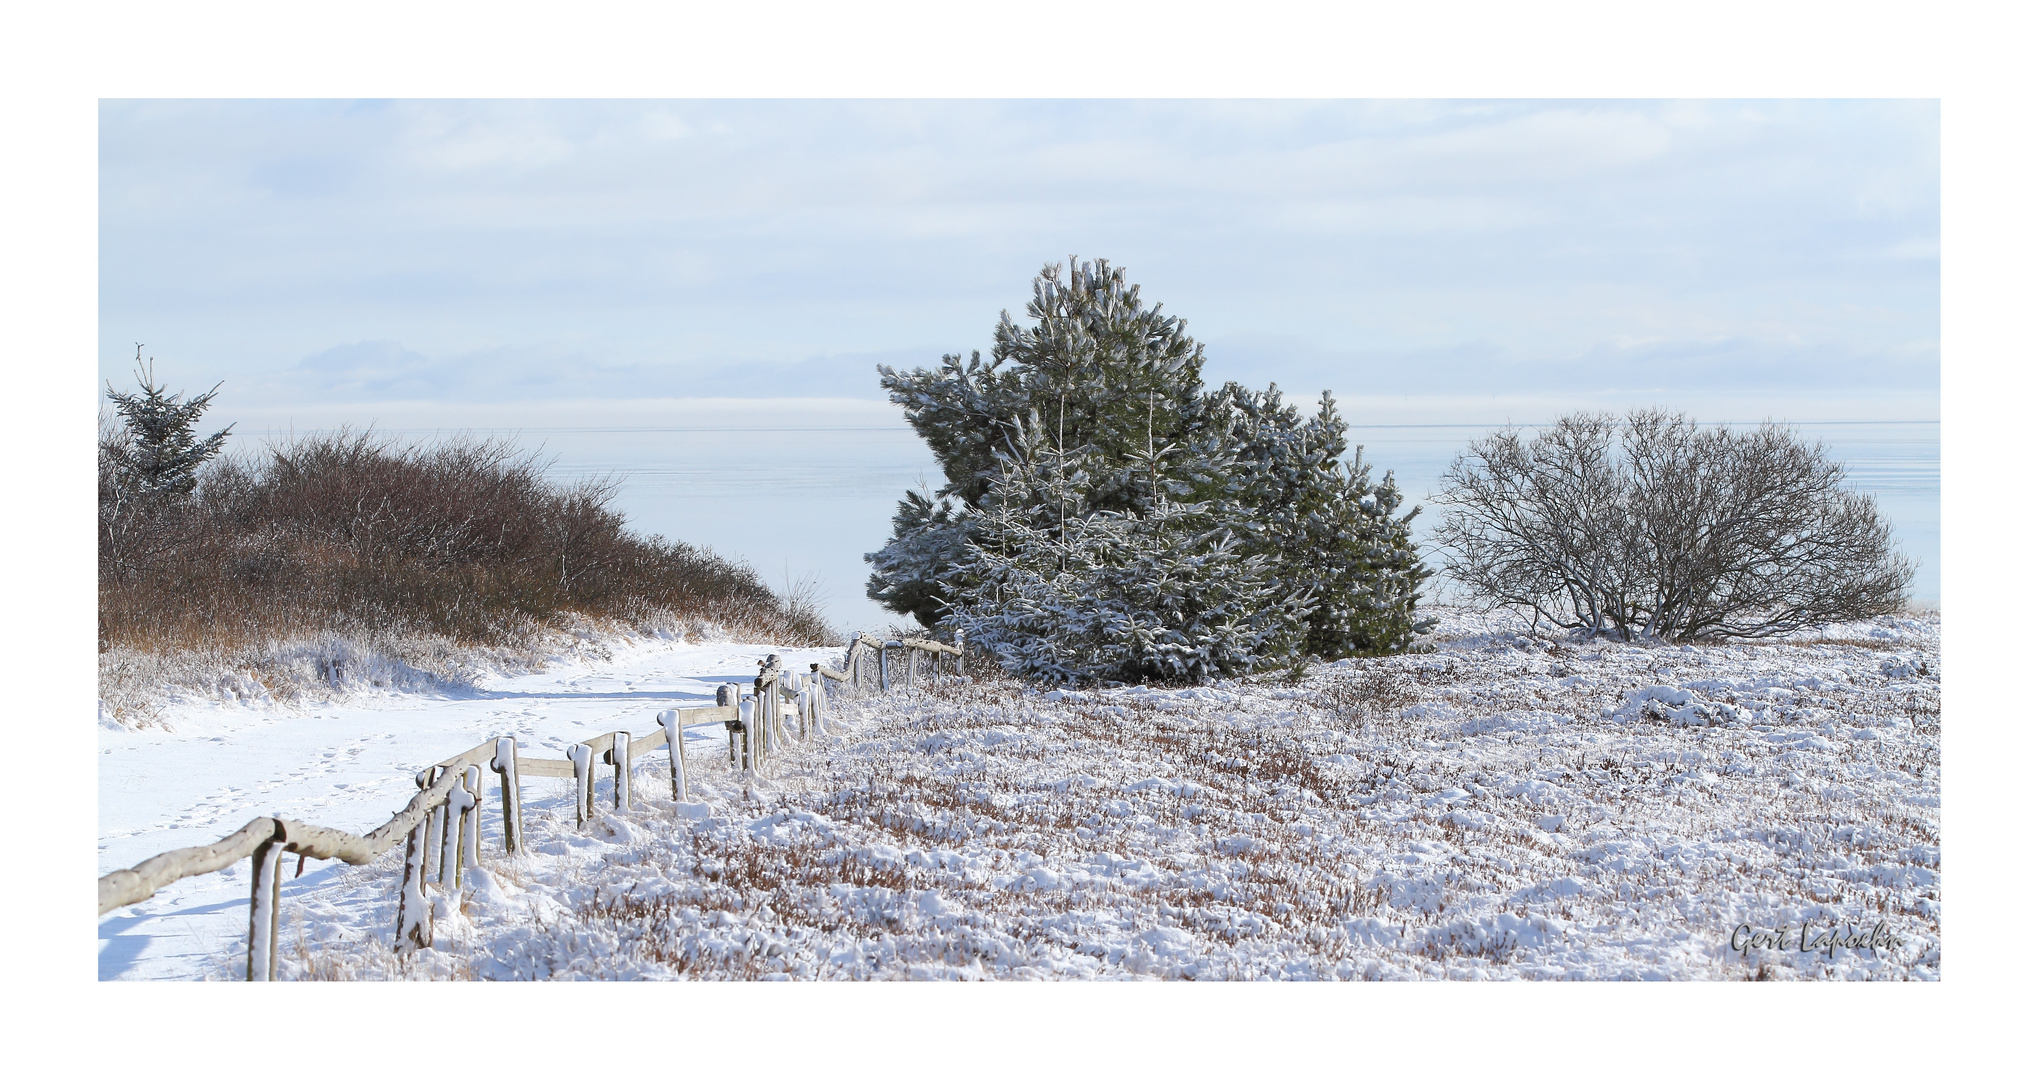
xmin=395 ymin=813 xmax=433 ymax=952
xmin=752 ymin=666 xmax=769 ymax=764
xmin=955 ymin=628 xmax=966 ymax=677
xmin=424 ymin=765 xmax=447 ymax=881
xmin=738 ymin=696 xmax=757 ymax=775
xmin=414 ymin=767 xmax=438 ymax=879
xmin=439 ymin=785 xmax=458 ymax=885
xmin=567 ymin=743 xmax=594 ymax=827
xmin=758 ymin=655 xmax=786 ymax=758
xmin=443 ymin=771 xmax=477 ymax=889
xmin=879 ymin=642 xmax=890 ymax=691
xmin=657 ymin=708 xmax=689 ymax=801
xmin=718 ymin=684 xmax=743 ymax=766
xmin=246 ymin=821 xmax=285 ymax=981
xmin=395 ymin=768 xmax=438 ymax=951
xmin=775 ymin=669 xmax=795 ymax=745
xmin=489 ymin=737 xmax=522 ymax=854
xmin=604 ymin=730 xmax=632 ymax=811
xmin=782 ymin=674 xmax=795 ymax=741
xmin=460 ymin=765 xmax=482 ymax=876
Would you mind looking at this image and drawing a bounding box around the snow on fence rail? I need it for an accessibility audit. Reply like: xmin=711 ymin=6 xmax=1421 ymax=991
xmin=96 ymin=636 xmax=965 ymax=980
xmin=841 ymin=629 xmax=964 ymax=692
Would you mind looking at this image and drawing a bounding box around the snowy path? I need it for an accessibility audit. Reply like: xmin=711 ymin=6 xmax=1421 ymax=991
xmin=97 ymin=635 xmax=841 ymax=981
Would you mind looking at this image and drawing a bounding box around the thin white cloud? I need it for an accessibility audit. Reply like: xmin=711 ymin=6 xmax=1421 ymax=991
xmin=99 ymin=99 xmax=1937 ymax=412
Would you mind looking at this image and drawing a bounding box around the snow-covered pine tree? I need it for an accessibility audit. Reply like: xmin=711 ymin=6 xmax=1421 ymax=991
xmin=868 ymin=257 xmax=1430 ymax=681
xmin=864 ymin=487 xmax=970 ymax=626
xmin=1221 ymin=385 xmax=1433 ymax=656
xmin=868 ymin=258 xmax=1213 ymax=625
xmin=104 ymin=352 xmax=233 ymax=499
xmin=947 ymin=418 xmax=1305 ymax=685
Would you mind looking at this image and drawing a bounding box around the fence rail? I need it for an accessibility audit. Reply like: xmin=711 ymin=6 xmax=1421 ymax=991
xmin=97 ymin=638 xmax=961 ymax=979
xmin=842 ymin=629 xmax=965 ymax=692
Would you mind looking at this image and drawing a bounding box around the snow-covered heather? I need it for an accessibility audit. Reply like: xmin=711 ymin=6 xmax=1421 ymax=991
xmin=120 ymin=609 xmax=1938 ymax=981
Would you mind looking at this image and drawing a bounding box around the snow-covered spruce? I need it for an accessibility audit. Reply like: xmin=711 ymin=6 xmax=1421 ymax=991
xmin=867 ymin=257 xmax=1429 ymax=683
xmin=272 ymin=610 xmax=1938 ymax=981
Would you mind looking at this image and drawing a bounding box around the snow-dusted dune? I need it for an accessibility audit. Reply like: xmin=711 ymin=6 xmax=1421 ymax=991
xmin=97 ymin=635 xmax=843 ymax=980
xmin=99 ymin=612 xmax=1940 ymax=980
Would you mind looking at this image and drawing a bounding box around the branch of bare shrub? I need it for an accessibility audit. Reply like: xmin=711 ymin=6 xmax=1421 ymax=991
xmin=1432 ymin=409 xmax=1913 ymax=642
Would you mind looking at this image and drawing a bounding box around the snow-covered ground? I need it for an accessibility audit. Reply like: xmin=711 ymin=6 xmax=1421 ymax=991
xmin=97 ymin=633 xmax=843 ymax=980
xmin=99 ymin=611 xmax=1940 ymax=981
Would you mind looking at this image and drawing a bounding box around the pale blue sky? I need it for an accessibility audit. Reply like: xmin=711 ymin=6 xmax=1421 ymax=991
xmin=97 ymin=99 xmax=1941 ymax=626
xmin=101 ymin=99 xmax=1937 ymax=419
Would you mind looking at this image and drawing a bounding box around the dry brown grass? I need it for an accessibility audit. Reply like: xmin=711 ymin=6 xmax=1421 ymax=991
xmin=282 ymin=619 xmax=1938 ymax=981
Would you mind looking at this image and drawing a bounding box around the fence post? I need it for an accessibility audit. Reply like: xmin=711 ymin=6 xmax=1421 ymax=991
xmin=394 ymin=815 xmax=433 ymax=953
xmin=567 ymin=743 xmax=594 ymax=827
xmin=443 ymin=773 xmax=477 ymax=890
xmin=752 ymin=669 xmax=769 ymax=764
xmin=424 ymin=766 xmax=449 ymax=883
xmin=808 ymin=664 xmax=828 ymax=735
xmin=759 ymin=656 xmax=784 ymax=759
xmin=657 ymin=708 xmax=689 ymax=802
xmin=718 ymin=684 xmax=741 ymax=767
xmin=955 ymin=628 xmax=966 ymax=677
xmin=246 ymin=821 xmax=285 ymax=981
xmin=879 ymin=643 xmax=889 ymax=691
xmin=414 ymin=767 xmax=438 ymax=880
xmin=775 ymin=670 xmax=795 ymax=745
xmin=490 ymin=737 xmax=522 ymax=854
xmin=604 ymin=731 xmax=632 ymax=811
xmin=738 ymin=697 xmax=756 ymax=778
xmin=460 ymin=765 xmax=482 ymax=877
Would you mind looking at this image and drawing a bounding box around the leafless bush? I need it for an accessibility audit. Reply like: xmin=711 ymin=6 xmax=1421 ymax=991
xmin=1432 ymin=409 xmax=1913 ymax=642
xmin=1318 ymin=663 xmax=1417 ymax=737
xmin=99 ymin=429 xmax=834 ymax=659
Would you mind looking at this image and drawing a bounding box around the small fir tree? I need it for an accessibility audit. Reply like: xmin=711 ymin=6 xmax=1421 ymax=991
xmin=104 ymin=348 xmax=233 ymax=499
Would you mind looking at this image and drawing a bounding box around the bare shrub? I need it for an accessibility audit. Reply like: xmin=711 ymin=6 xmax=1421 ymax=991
xmin=1318 ymin=663 xmax=1417 ymax=738
xmin=1432 ymin=409 xmax=1913 ymax=641
xmin=99 ymin=429 xmax=834 ymax=662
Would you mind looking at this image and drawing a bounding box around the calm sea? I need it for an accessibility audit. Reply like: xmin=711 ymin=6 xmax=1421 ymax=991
xmin=259 ymin=408 xmax=1939 ymax=634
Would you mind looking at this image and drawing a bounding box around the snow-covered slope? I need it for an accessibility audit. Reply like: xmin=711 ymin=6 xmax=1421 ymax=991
xmin=99 ymin=613 xmax=1940 ymax=981
xmin=97 ymin=634 xmax=842 ymax=980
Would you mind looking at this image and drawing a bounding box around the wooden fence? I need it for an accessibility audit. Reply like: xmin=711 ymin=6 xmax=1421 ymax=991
xmin=95 ymin=637 xmax=964 ymax=980
xmin=841 ymin=629 xmax=964 ymax=692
